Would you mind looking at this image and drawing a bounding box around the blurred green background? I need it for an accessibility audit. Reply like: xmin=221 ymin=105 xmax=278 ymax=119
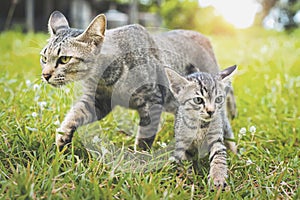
xmin=0 ymin=0 xmax=299 ymax=199
xmin=2 ymin=0 xmax=300 ymax=33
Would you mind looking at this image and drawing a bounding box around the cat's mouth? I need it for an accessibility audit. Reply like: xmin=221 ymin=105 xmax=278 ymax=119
xmin=44 ymin=79 xmax=68 ymax=87
xmin=200 ymin=114 xmax=213 ymax=122
xmin=200 ymin=117 xmax=212 ymax=122
xmin=47 ymin=77 xmax=71 ymax=87
xmin=50 ymin=82 xmax=66 ymax=87
xmin=42 ymin=73 xmax=69 ymax=87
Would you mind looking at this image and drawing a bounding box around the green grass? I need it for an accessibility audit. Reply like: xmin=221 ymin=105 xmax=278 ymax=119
xmin=0 ymin=29 xmax=299 ymax=199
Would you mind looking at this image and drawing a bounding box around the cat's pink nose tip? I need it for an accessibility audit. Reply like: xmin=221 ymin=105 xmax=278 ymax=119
xmin=42 ymin=73 xmax=52 ymax=81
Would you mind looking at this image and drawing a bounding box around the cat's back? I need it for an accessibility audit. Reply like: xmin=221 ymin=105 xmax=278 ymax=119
xmin=154 ymin=29 xmax=219 ymax=74
xmin=106 ymin=24 xmax=147 ymax=37
xmin=103 ymin=24 xmax=219 ymax=74
xmin=103 ymin=24 xmax=156 ymax=52
xmin=155 ymin=29 xmax=213 ymax=51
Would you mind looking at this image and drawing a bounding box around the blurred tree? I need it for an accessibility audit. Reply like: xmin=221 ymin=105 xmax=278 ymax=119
xmin=194 ymin=6 xmax=235 ymax=35
xmin=25 ymin=0 xmax=34 ymax=32
xmin=256 ymin=0 xmax=300 ymax=30
xmin=281 ymin=0 xmax=300 ymax=29
xmin=158 ymin=0 xmax=199 ymax=29
xmin=256 ymin=0 xmax=278 ymax=19
xmin=151 ymin=0 xmax=235 ymax=35
xmin=93 ymin=0 xmax=235 ymax=34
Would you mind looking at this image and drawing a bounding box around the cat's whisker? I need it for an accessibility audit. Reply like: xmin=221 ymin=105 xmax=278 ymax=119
xmin=28 ymin=38 xmax=47 ymax=48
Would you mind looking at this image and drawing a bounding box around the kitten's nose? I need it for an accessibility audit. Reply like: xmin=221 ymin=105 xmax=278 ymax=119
xmin=42 ymin=73 xmax=52 ymax=82
xmin=207 ymin=110 xmax=214 ymax=117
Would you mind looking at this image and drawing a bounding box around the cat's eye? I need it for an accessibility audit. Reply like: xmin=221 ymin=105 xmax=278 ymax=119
xmin=193 ymin=97 xmax=204 ymax=104
xmin=215 ymin=96 xmax=223 ymax=104
xmin=40 ymin=55 xmax=47 ymax=63
xmin=59 ymin=56 xmax=71 ymax=64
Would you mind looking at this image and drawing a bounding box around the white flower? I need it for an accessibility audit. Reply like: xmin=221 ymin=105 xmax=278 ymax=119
xmin=31 ymin=112 xmax=38 ymax=117
xmin=157 ymin=141 xmax=167 ymax=148
xmin=239 ymin=148 xmax=246 ymax=154
xmin=246 ymin=159 xmax=253 ymax=165
xmin=63 ymin=88 xmax=70 ymax=94
xmin=26 ymin=80 xmax=31 ymax=87
xmin=239 ymin=127 xmax=247 ymax=134
xmin=168 ymin=156 xmax=177 ymax=162
xmin=101 ymin=146 xmax=109 ymax=155
xmin=161 ymin=142 xmax=167 ymax=148
xmin=34 ymin=96 xmax=40 ymax=102
xmin=260 ymin=45 xmax=268 ymax=54
xmin=26 ymin=126 xmax=38 ymax=132
xmin=54 ymin=119 xmax=60 ymax=126
xmin=238 ymin=127 xmax=247 ymax=138
xmin=249 ymin=126 xmax=256 ymax=133
xmin=92 ymin=136 xmax=101 ymax=143
xmin=33 ymin=84 xmax=41 ymax=91
xmin=38 ymin=101 xmax=47 ymax=110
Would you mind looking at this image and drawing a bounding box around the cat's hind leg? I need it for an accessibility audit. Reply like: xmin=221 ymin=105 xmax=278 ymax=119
xmin=134 ymin=104 xmax=163 ymax=151
xmin=226 ymin=87 xmax=237 ymax=120
xmin=222 ymin=110 xmax=237 ymax=154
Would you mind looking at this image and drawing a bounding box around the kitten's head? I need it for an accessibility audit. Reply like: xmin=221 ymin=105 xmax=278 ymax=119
xmin=165 ymin=65 xmax=237 ymax=122
xmin=40 ymin=11 xmax=106 ymax=87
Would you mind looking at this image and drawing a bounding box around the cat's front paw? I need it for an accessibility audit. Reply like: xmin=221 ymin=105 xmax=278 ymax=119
xmin=134 ymin=135 xmax=155 ymax=152
xmin=56 ymin=133 xmax=71 ymax=150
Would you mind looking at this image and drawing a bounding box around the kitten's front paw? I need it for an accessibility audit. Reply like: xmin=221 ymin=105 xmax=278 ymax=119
xmin=168 ymin=156 xmax=179 ymax=163
xmin=208 ymin=175 xmax=228 ymax=191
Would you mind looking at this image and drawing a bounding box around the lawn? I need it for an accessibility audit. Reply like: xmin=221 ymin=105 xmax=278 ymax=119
xmin=0 ymin=29 xmax=299 ymax=199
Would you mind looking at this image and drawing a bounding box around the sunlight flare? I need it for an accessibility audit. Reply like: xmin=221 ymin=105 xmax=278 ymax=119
xmin=200 ymin=0 xmax=261 ymax=29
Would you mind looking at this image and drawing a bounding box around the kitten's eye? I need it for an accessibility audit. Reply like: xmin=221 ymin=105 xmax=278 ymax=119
xmin=40 ymin=56 xmax=47 ymax=63
xmin=59 ymin=56 xmax=71 ymax=64
xmin=193 ymin=97 xmax=204 ymax=104
xmin=215 ymin=96 xmax=224 ymax=104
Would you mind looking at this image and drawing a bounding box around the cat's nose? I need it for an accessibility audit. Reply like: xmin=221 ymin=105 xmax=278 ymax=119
xmin=42 ymin=73 xmax=52 ymax=82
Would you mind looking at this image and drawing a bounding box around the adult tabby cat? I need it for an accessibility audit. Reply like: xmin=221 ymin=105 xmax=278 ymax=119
xmin=40 ymin=11 xmax=237 ymax=151
xmin=165 ymin=65 xmax=237 ymax=189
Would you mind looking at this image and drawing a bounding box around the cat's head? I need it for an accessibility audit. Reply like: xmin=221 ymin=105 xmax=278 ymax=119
xmin=165 ymin=65 xmax=237 ymax=121
xmin=40 ymin=11 xmax=106 ymax=87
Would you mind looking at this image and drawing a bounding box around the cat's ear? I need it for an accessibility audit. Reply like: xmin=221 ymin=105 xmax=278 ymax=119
xmin=75 ymin=14 xmax=106 ymax=46
xmin=218 ymin=65 xmax=237 ymax=82
xmin=48 ymin=11 xmax=70 ymax=36
xmin=165 ymin=68 xmax=190 ymax=97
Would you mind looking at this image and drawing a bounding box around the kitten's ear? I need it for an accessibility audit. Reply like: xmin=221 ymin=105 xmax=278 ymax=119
xmin=219 ymin=65 xmax=237 ymax=82
xmin=48 ymin=11 xmax=70 ymax=36
xmin=165 ymin=68 xmax=190 ymax=97
xmin=75 ymin=14 xmax=106 ymax=46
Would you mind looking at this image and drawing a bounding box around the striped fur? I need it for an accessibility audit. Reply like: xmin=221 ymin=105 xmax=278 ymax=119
xmin=165 ymin=66 xmax=237 ymax=189
xmin=40 ymin=11 xmax=237 ymax=152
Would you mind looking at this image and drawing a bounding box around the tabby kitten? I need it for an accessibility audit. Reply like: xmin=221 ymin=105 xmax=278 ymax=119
xmin=165 ymin=65 xmax=237 ymax=189
xmin=40 ymin=11 xmax=237 ymax=151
